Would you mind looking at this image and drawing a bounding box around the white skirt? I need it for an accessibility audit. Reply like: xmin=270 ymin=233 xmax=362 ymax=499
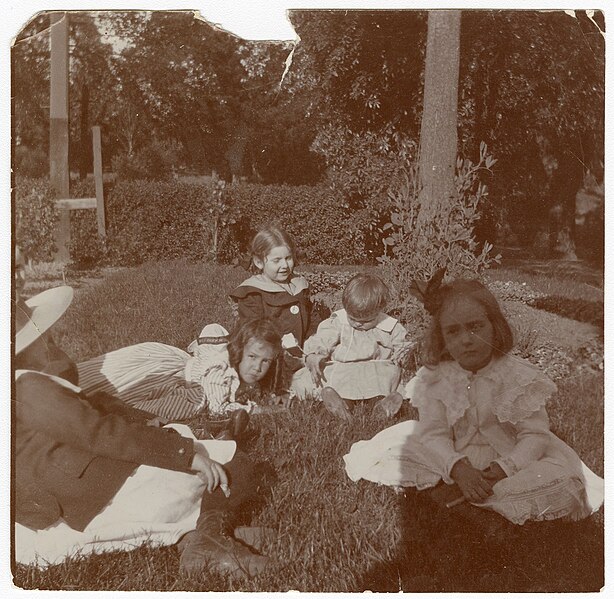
xmin=343 ymin=420 xmax=604 ymax=525
xmin=15 ymin=424 xmax=236 ymax=567
xmin=291 ymin=359 xmax=402 ymax=400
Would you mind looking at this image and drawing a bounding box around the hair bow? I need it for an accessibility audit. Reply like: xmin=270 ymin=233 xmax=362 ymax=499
xmin=408 ymin=267 xmax=446 ymax=315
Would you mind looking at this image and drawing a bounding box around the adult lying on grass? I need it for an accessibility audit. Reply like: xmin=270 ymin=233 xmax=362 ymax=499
xmin=14 ymin=285 xmax=271 ymax=578
xmin=345 ymin=278 xmax=604 ymax=529
xmin=76 ymin=319 xmax=283 ymax=439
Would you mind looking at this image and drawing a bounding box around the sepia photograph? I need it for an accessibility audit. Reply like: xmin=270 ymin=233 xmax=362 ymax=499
xmin=8 ymin=3 xmax=605 ymax=593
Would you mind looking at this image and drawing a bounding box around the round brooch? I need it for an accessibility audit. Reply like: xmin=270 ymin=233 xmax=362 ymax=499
xmin=290 ymin=305 xmax=300 ymax=315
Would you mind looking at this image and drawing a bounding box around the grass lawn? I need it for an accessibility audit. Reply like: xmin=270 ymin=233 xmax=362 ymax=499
xmin=13 ymin=259 xmax=604 ymax=592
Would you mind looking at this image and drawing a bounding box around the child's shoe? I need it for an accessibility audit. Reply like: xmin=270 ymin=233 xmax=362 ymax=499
xmin=321 ymin=387 xmax=353 ymax=421
xmin=373 ymin=391 xmax=404 ymax=417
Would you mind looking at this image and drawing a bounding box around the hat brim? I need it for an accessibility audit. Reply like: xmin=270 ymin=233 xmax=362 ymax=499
xmin=15 ymin=286 xmax=74 ymax=354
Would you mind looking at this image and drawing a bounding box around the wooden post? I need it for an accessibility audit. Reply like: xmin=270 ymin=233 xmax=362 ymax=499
xmin=92 ymin=126 xmax=106 ymax=237
xmin=50 ymin=12 xmax=71 ymax=262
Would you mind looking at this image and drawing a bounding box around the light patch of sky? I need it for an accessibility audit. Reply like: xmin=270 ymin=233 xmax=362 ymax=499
xmin=93 ymin=12 xmax=145 ymax=53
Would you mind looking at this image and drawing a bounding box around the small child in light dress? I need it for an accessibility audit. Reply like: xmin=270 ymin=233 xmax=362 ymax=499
xmin=77 ymin=319 xmax=281 ymax=424
xmin=344 ymin=279 xmax=604 ymax=525
xmin=292 ymin=273 xmax=411 ymax=421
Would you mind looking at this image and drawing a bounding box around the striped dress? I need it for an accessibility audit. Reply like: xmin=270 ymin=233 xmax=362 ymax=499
xmin=77 ymin=342 xmax=243 ymax=420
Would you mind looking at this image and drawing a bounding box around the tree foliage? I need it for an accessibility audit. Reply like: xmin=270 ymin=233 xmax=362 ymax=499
xmin=287 ymin=9 xmax=604 ymax=249
xmin=12 ymin=9 xmax=603 ymax=259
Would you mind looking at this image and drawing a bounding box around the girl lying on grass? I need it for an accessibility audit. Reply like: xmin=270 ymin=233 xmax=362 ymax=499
xmin=344 ymin=278 xmax=604 ymax=525
xmin=291 ymin=273 xmax=413 ymax=421
xmin=77 ymin=318 xmax=282 ymax=438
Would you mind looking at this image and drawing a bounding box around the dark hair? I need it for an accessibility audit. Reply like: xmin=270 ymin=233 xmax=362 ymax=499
xmin=422 ymin=279 xmax=514 ymax=366
xmin=342 ymin=273 xmax=389 ymax=319
xmin=227 ymin=318 xmax=282 ymax=371
xmin=250 ymin=226 xmax=297 ymax=267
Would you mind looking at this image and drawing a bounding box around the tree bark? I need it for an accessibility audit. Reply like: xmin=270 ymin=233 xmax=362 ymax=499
xmin=417 ymin=10 xmax=461 ymax=225
xmin=548 ymin=148 xmax=582 ymax=260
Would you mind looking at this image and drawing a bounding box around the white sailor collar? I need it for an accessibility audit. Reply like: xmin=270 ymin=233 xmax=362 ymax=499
xmin=237 ymin=274 xmax=309 ymax=294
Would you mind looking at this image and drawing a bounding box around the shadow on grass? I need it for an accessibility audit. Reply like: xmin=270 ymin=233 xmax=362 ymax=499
xmin=358 ymin=490 xmax=604 ymax=593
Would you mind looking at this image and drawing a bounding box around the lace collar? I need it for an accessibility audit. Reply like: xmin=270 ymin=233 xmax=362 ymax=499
xmin=409 ymin=355 xmax=557 ymax=426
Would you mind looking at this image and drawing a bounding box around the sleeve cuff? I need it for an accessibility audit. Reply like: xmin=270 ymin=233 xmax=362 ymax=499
xmin=494 ymin=456 xmax=518 ymax=477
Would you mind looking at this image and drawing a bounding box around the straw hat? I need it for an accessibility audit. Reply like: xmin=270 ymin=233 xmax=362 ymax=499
xmin=15 ymin=286 xmax=74 ymax=355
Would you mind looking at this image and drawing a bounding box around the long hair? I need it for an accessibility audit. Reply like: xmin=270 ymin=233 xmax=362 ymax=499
xmin=227 ymin=317 xmax=282 ymax=370
xmin=342 ymin=273 xmax=390 ymax=319
xmin=422 ymin=279 xmax=514 ymax=366
xmin=250 ymin=226 xmax=297 ymax=267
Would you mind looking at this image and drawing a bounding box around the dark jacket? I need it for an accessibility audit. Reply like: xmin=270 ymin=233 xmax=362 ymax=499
xmin=15 ymin=371 xmax=195 ymax=532
xmin=229 ymin=275 xmax=311 ymax=346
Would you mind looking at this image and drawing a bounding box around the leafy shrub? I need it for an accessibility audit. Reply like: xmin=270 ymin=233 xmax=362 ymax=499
xmin=14 ymin=146 xmax=48 ymax=178
xmin=312 ymin=124 xmax=417 ymax=258
xmin=103 ymin=180 xmax=234 ymax=265
xmin=14 ymin=177 xmax=58 ymax=261
xmin=226 ymin=182 xmax=372 ymax=264
xmin=300 ymin=270 xmax=355 ymax=294
xmin=112 ymin=139 xmax=183 ymax=181
xmin=527 ymin=296 xmax=604 ymax=328
xmin=64 ymin=180 xmax=373 ymax=268
xmin=66 ymin=179 xmax=108 ymax=269
xmin=379 ymin=144 xmax=501 ymax=322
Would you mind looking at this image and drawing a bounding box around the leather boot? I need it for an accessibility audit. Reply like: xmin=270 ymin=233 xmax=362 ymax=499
xmin=179 ymin=510 xmax=269 ymax=578
xmin=215 ymin=409 xmax=250 ymax=441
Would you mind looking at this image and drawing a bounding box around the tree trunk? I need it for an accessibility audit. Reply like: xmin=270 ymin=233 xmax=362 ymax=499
xmin=417 ymin=10 xmax=461 ymax=225
xmin=548 ymin=148 xmax=582 ymax=260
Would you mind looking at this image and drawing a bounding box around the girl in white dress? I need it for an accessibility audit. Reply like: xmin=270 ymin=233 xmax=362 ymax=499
xmin=344 ymin=279 xmax=603 ymax=525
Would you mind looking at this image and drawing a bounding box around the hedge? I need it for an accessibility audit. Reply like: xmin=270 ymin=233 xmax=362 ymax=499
xmin=14 ymin=177 xmax=58 ymax=261
xmin=16 ymin=178 xmax=374 ymax=267
xmin=227 ymin=183 xmax=372 ymax=264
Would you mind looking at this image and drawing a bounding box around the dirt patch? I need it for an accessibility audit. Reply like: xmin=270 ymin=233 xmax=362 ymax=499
xmin=497 ymin=257 xmax=603 ymax=287
xmin=504 ymin=300 xmax=600 ymax=351
xmin=22 ymin=267 xmax=128 ymax=299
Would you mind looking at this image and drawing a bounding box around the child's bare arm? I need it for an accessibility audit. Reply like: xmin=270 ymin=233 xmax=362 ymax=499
xmin=303 ymin=315 xmax=341 ymax=386
xmin=303 ymin=314 xmax=341 ymax=359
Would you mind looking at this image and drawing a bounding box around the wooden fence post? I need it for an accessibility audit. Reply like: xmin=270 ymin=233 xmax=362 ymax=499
xmin=54 ymin=126 xmax=106 ymax=241
xmin=49 ymin=12 xmax=70 ymax=262
xmin=92 ymin=126 xmax=106 ymax=237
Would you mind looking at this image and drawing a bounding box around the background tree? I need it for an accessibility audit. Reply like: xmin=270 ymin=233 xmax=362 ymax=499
xmin=288 ymin=9 xmax=603 ymax=256
xmin=416 ymin=10 xmax=461 ymax=225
